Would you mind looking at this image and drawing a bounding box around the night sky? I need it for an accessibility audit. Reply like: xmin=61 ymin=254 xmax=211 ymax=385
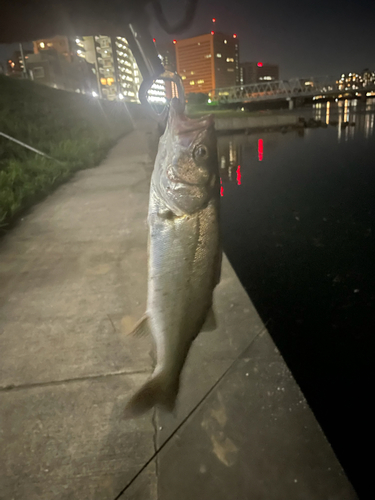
xmin=0 ymin=0 xmax=374 ymax=79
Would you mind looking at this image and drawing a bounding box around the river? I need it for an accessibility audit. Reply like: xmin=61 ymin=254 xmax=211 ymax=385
xmin=219 ymin=98 xmax=375 ymax=499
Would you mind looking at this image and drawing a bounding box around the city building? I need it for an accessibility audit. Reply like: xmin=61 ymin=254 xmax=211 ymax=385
xmin=4 ymin=34 xmax=165 ymax=103
xmin=337 ymin=70 xmax=375 ymax=91
xmin=33 ymin=36 xmax=72 ymax=62
xmin=76 ymin=35 xmax=166 ymax=103
xmin=156 ymin=42 xmax=177 ymax=73
xmin=362 ymin=69 xmax=375 ymax=87
xmin=7 ymin=49 xmax=33 ymax=76
xmin=175 ymin=32 xmax=239 ymax=96
xmin=240 ymin=62 xmax=279 ymax=85
xmin=25 ymin=50 xmax=94 ymax=93
xmin=156 ymin=41 xmax=178 ymax=99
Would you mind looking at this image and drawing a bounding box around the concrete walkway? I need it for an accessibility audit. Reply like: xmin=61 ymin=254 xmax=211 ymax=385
xmin=0 ymin=120 xmax=357 ymax=499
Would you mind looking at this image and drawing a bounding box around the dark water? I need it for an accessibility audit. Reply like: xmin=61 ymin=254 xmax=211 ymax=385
xmin=219 ymin=99 xmax=375 ymax=499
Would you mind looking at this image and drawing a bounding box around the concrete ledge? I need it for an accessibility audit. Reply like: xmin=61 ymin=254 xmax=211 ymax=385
xmin=0 ymin=121 xmax=357 ymax=499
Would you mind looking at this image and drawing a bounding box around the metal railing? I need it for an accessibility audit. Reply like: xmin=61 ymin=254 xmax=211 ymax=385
xmin=210 ymin=76 xmax=375 ymax=103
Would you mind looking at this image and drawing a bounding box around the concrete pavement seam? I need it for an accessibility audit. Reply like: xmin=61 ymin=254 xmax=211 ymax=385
xmin=0 ymin=369 xmax=151 ymax=393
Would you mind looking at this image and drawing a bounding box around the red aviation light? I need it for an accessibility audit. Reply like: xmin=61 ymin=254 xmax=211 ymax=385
xmin=173 ymin=39 xmax=177 ymax=44
xmin=233 ymin=34 xmax=237 ymax=38
xmin=211 ymin=31 xmax=215 ymax=35
xmin=212 ymin=18 xmax=216 ymax=23
xmin=257 ymin=62 xmax=263 ymax=67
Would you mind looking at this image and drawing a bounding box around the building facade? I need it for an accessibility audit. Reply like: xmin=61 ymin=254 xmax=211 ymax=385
xmin=33 ymin=36 xmax=72 ymax=62
xmin=175 ymin=32 xmax=239 ymax=96
xmin=240 ymin=62 xmax=279 ymax=85
xmin=337 ymin=70 xmax=375 ymax=91
xmin=7 ymin=49 xmax=33 ymax=76
xmin=25 ymin=35 xmax=166 ymax=102
xmin=156 ymin=42 xmax=178 ymax=99
xmin=77 ymin=35 xmax=166 ymax=103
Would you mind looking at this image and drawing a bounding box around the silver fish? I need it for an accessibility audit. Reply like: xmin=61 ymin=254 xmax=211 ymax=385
xmin=124 ymin=99 xmax=221 ymax=417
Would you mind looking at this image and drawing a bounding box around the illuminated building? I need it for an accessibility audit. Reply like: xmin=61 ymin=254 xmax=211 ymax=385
xmin=362 ymin=69 xmax=375 ymax=87
xmin=157 ymin=42 xmax=177 ymax=72
xmin=7 ymin=49 xmax=33 ymax=76
xmin=28 ymin=34 xmax=166 ymax=102
xmin=33 ymin=36 xmax=72 ymax=62
xmin=77 ymin=35 xmax=166 ymax=103
xmin=337 ymin=72 xmax=363 ymax=91
xmin=156 ymin=42 xmax=178 ymax=99
xmin=337 ymin=70 xmax=375 ymax=91
xmin=175 ymin=32 xmax=240 ymax=96
xmin=240 ymin=62 xmax=279 ymax=85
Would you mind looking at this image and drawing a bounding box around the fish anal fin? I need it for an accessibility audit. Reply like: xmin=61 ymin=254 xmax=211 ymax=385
xmin=128 ymin=314 xmax=150 ymax=338
xmin=201 ymin=306 xmax=217 ymax=332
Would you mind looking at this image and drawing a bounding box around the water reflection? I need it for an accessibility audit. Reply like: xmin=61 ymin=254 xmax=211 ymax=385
xmin=258 ymin=139 xmax=263 ymax=162
xmin=217 ymin=98 xmax=375 ymax=191
xmin=325 ymin=101 xmax=330 ymax=125
xmin=218 ymin=139 xmax=242 ymax=186
xmin=312 ymin=98 xmax=375 ymax=142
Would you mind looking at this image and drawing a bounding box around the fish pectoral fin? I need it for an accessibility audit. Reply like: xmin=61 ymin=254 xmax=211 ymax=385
xmin=129 ymin=314 xmax=150 ymax=338
xmin=201 ymin=306 xmax=217 ymax=332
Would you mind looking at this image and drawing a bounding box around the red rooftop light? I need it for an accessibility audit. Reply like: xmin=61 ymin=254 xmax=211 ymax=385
xmin=173 ymin=39 xmax=177 ymax=44
xmin=211 ymin=31 xmax=215 ymax=35
xmin=153 ymin=38 xmax=156 ymax=42
xmin=257 ymin=62 xmax=263 ymax=67
xmin=212 ymin=18 xmax=216 ymax=23
xmin=233 ymin=34 xmax=237 ymax=38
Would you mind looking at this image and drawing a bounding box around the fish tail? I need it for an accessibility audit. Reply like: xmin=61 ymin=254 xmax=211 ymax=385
xmin=124 ymin=372 xmax=179 ymax=419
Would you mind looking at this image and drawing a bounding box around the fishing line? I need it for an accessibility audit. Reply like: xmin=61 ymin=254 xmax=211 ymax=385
xmin=0 ymin=131 xmax=62 ymax=163
xmin=113 ymin=323 xmax=269 ymax=500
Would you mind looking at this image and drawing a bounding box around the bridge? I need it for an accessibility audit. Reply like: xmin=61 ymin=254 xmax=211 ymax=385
xmin=210 ymin=76 xmax=375 ymax=105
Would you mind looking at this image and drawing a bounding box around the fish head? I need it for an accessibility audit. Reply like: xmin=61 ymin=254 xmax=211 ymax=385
xmin=153 ymin=98 xmax=219 ymax=215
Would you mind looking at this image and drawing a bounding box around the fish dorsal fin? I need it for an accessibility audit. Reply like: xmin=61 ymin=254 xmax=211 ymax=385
xmin=129 ymin=315 xmax=150 ymax=338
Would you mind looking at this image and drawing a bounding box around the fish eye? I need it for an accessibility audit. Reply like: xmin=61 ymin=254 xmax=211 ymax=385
xmin=193 ymin=144 xmax=209 ymax=161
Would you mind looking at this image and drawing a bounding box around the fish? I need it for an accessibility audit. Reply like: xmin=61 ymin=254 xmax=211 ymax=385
xmin=124 ymin=98 xmax=221 ymax=417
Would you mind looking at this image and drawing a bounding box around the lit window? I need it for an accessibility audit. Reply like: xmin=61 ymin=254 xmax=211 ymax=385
xmin=226 ymin=58 xmax=234 ymax=62
xmin=216 ymin=53 xmax=222 ymax=58
xmin=107 ymin=77 xmax=114 ymax=85
xmin=191 ymin=71 xmax=195 ymax=75
xmin=39 ymin=42 xmax=45 ymax=49
xmin=197 ymin=79 xmax=204 ymax=84
xmin=204 ymin=54 xmax=211 ymax=58
xmin=227 ymin=68 xmax=234 ymax=72
xmin=100 ymin=78 xmax=107 ymax=85
xmin=190 ymin=81 xmax=195 ymax=85
xmin=224 ymin=40 xmax=227 ymax=44
xmin=181 ymin=76 xmax=186 ymax=80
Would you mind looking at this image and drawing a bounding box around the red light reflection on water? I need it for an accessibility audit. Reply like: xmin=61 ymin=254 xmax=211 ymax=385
xmin=220 ymin=178 xmax=224 ymax=196
xmin=236 ymin=165 xmax=241 ymax=185
xmin=258 ymin=139 xmax=263 ymax=161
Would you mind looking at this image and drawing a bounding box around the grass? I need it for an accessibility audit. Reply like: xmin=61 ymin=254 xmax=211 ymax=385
xmin=0 ymin=75 xmax=134 ymax=227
